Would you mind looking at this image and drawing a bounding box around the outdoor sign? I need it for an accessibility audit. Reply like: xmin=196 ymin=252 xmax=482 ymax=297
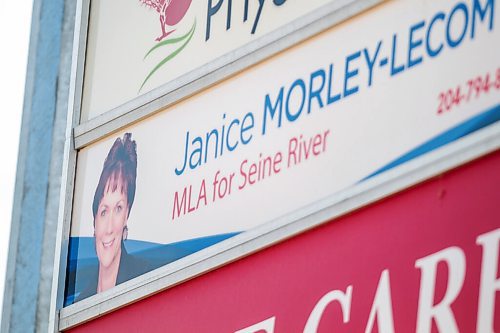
xmin=81 ymin=0 xmax=335 ymax=120
xmin=65 ymin=0 xmax=500 ymax=305
xmin=66 ymin=149 xmax=500 ymax=332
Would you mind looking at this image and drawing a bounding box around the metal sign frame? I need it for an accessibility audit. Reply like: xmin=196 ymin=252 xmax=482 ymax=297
xmin=49 ymin=0 xmax=500 ymax=330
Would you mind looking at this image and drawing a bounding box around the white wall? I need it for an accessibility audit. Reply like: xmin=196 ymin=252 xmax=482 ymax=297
xmin=0 ymin=0 xmax=33 ymax=326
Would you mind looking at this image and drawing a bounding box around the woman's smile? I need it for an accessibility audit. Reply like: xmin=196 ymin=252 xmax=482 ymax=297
xmin=94 ymin=187 xmax=128 ymax=270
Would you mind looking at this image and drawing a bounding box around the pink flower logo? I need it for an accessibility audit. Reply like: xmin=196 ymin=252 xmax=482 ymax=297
xmin=140 ymin=0 xmax=193 ymax=41
xmin=139 ymin=0 xmax=196 ymax=92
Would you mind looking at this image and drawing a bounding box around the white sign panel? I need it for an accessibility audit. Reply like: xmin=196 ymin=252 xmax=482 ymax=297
xmin=66 ymin=0 xmax=500 ymax=305
xmin=81 ymin=0 xmax=336 ymax=120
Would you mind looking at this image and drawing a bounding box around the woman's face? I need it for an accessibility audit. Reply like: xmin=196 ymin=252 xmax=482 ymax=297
xmin=94 ymin=187 xmax=129 ymax=270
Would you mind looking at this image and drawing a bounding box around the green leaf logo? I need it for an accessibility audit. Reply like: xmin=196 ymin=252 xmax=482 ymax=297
xmin=140 ymin=20 xmax=196 ymax=92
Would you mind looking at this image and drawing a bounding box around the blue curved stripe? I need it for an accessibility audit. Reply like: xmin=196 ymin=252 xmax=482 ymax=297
xmin=65 ymin=232 xmax=241 ymax=305
xmin=363 ymin=104 xmax=500 ymax=181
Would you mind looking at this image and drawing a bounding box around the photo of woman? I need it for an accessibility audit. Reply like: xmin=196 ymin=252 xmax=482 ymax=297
xmin=75 ymin=133 xmax=154 ymax=301
xmin=65 ymin=129 xmax=239 ymax=305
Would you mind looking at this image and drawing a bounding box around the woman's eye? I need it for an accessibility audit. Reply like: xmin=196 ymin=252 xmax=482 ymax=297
xmin=100 ymin=209 xmax=106 ymax=217
xmin=116 ymin=205 xmax=122 ymax=213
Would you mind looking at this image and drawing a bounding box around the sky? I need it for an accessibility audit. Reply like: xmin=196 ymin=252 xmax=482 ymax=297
xmin=0 ymin=0 xmax=33 ymax=324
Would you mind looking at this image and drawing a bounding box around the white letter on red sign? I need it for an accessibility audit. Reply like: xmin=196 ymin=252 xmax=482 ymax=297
xmin=365 ymin=270 xmax=395 ymax=333
xmin=415 ymin=247 xmax=466 ymax=333
xmin=476 ymin=228 xmax=500 ymax=333
xmin=234 ymin=317 xmax=275 ymax=333
xmin=303 ymin=285 xmax=353 ymax=332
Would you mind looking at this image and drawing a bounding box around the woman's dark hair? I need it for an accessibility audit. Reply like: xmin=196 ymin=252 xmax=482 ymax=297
xmin=92 ymin=133 xmax=137 ymax=220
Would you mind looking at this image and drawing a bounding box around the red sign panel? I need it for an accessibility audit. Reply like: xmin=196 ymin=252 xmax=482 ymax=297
xmin=67 ymin=150 xmax=500 ymax=332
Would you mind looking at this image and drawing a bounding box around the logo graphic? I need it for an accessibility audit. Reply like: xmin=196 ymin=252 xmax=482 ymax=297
xmin=139 ymin=0 xmax=195 ymax=92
